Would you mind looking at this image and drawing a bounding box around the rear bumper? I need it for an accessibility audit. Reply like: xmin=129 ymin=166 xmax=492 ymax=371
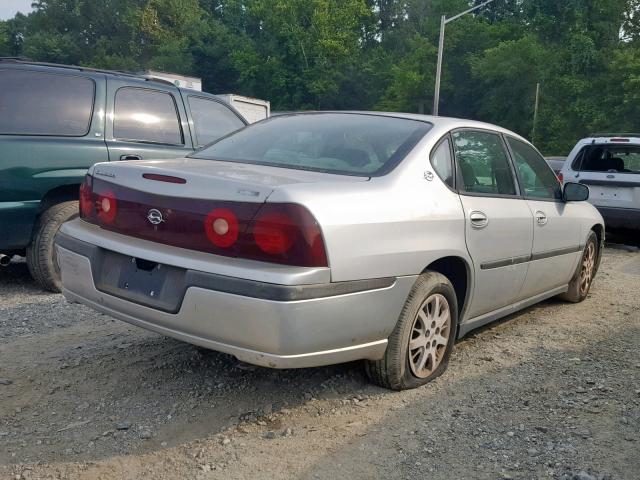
xmin=594 ymin=206 xmax=640 ymax=230
xmin=55 ymin=232 xmax=414 ymax=368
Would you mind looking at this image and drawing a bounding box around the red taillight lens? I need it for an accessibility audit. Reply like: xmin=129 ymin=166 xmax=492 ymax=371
xmin=79 ymin=176 xmax=328 ymax=268
xmin=97 ymin=189 xmax=117 ymax=224
xmin=79 ymin=179 xmax=93 ymax=218
xmin=253 ymin=212 xmax=295 ymax=255
xmin=247 ymin=204 xmax=328 ymax=267
xmin=557 ymin=172 xmax=563 ymax=183
xmin=204 ymin=208 xmax=239 ymax=248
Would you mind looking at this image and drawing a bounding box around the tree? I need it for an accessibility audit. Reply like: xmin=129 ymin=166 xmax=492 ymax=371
xmin=2 ymin=0 xmax=640 ymax=154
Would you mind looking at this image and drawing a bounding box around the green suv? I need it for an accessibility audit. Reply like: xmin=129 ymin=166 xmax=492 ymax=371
xmin=0 ymin=59 xmax=247 ymax=291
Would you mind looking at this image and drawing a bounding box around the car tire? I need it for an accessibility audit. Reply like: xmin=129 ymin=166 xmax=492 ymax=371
xmin=558 ymin=231 xmax=599 ymax=303
xmin=365 ymin=271 xmax=458 ymax=391
xmin=26 ymin=201 xmax=78 ymax=292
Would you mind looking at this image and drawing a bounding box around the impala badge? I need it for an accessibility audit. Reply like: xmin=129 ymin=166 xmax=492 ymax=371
xmin=147 ymin=209 xmax=165 ymax=225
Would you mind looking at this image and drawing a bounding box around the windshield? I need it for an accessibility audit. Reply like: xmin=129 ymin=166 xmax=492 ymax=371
xmin=190 ymin=113 xmax=432 ymax=176
xmin=573 ymin=145 xmax=640 ymax=174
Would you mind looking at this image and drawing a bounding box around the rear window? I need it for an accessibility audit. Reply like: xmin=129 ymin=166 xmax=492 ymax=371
xmin=188 ymin=96 xmax=245 ymax=147
xmin=190 ymin=113 xmax=432 ymax=176
xmin=572 ymin=145 xmax=640 ymax=174
xmin=0 ymin=69 xmax=95 ymax=136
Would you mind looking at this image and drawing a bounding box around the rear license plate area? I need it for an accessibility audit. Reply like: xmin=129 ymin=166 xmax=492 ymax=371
xmin=594 ymin=186 xmax=632 ymax=201
xmin=92 ymin=249 xmax=186 ymax=313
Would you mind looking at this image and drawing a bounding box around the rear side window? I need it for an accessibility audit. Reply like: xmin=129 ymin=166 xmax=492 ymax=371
xmin=507 ymin=137 xmax=562 ymax=200
xmin=573 ymin=145 xmax=640 ymax=174
xmin=114 ymin=88 xmax=183 ymax=145
xmin=430 ymin=138 xmax=454 ymax=188
xmin=188 ymin=96 xmax=245 ymax=147
xmin=0 ymin=69 xmax=95 ymax=136
xmin=452 ymin=130 xmax=516 ymax=196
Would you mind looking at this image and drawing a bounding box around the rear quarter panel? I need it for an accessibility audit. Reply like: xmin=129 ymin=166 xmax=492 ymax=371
xmin=267 ymin=132 xmax=470 ymax=283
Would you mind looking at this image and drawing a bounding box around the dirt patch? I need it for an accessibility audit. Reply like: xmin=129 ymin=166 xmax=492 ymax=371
xmin=1 ymin=248 xmax=638 ymax=479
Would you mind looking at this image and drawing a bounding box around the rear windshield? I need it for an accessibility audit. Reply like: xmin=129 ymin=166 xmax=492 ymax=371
xmin=572 ymin=145 xmax=640 ymax=174
xmin=190 ymin=113 xmax=432 ymax=176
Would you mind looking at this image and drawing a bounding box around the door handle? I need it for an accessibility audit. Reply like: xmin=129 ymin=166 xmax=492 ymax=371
xmin=469 ymin=210 xmax=489 ymax=229
xmin=535 ymin=210 xmax=548 ymax=226
xmin=119 ymin=154 xmax=141 ymax=161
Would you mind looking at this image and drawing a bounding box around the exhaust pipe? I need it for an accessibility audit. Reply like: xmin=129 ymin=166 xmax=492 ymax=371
xmin=0 ymin=254 xmax=12 ymax=267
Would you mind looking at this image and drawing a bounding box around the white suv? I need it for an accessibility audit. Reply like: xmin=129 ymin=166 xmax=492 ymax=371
xmin=562 ymin=133 xmax=640 ymax=230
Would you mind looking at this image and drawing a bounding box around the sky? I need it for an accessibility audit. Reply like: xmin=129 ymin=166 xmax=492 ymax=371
xmin=0 ymin=0 xmax=34 ymax=20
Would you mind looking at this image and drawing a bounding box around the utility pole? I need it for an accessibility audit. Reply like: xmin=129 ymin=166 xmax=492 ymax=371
xmin=532 ymin=82 xmax=540 ymax=143
xmin=433 ymin=0 xmax=496 ymax=116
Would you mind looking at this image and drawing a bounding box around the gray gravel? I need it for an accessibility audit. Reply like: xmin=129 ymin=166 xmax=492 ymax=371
xmin=0 ymin=246 xmax=638 ymax=479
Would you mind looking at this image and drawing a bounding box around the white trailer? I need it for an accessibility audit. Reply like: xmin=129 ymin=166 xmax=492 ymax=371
xmin=217 ymin=94 xmax=270 ymax=123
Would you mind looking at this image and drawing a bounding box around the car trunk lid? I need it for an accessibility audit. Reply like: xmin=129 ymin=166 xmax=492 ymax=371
xmin=91 ymin=157 xmax=367 ymax=203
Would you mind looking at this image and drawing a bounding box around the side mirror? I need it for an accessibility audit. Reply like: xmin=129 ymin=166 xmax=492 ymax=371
xmin=563 ymin=182 xmax=589 ymax=202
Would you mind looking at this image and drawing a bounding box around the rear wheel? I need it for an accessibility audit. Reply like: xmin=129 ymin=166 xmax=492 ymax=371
xmin=365 ymin=272 xmax=458 ymax=390
xmin=27 ymin=201 xmax=78 ymax=292
xmin=559 ymin=231 xmax=599 ymax=303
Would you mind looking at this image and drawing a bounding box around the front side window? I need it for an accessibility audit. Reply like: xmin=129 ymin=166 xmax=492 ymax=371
xmin=572 ymin=145 xmax=640 ymax=174
xmin=0 ymin=69 xmax=95 ymax=136
xmin=507 ymin=137 xmax=562 ymax=200
xmin=430 ymin=138 xmax=454 ymax=187
xmin=188 ymin=96 xmax=245 ymax=147
xmin=114 ymin=88 xmax=183 ymax=145
xmin=452 ymin=130 xmax=516 ymax=196
xmin=191 ymin=113 xmax=432 ymax=176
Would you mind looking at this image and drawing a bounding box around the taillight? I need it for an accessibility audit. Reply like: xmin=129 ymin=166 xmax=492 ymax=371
xmin=97 ymin=189 xmax=118 ymax=224
xmin=79 ymin=178 xmax=93 ymax=217
xmin=247 ymin=204 xmax=327 ymax=267
xmin=556 ymin=172 xmax=563 ymax=183
xmin=204 ymin=208 xmax=239 ymax=248
xmin=253 ymin=212 xmax=295 ymax=254
xmin=79 ymin=176 xmax=328 ymax=268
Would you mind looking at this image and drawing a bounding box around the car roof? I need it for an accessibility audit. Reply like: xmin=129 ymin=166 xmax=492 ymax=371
xmin=0 ymin=57 xmax=190 ymax=90
xmin=577 ymin=135 xmax=640 ymax=145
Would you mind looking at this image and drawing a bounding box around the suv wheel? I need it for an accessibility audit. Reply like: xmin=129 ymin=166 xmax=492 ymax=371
xmin=365 ymin=271 xmax=458 ymax=390
xmin=558 ymin=231 xmax=599 ymax=303
xmin=26 ymin=201 xmax=78 ymax=292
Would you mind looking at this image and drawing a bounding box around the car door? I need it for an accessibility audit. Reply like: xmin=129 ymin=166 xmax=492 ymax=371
xmin=452 ymin=129 xmax=533 ymax=319
xmin=505 ymin=136 xmax=583 ymax=298
xmin=105 ymin=78 xmax=194 ymax=161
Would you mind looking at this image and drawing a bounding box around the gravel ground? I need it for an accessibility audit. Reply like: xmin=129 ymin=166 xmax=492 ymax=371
xmin=0 ymin=242 xmax=639 ymax=480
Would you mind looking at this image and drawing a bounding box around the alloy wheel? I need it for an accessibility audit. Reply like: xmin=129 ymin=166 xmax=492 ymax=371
xmin=408 ymin=293 xmax=451 ymax=379
xmin=579 ymin=241 xmax=596 ymax=296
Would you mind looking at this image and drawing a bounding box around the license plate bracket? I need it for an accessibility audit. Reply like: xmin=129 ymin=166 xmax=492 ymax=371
xmin=93 ymin=249 xmax=187 ymax=313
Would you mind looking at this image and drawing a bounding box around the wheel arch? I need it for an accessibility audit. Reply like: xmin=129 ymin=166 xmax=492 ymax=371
xmin=39 ymin=184 xmax=80 ymax=214
xmin=590 ymin=223 xmax=605 ymax=273
xmin=423 ymin=255 xmax=472 ymax=330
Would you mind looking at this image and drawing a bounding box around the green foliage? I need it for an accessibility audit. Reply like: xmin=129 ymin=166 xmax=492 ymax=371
xmin=4 ymin=0 xmax=640 ymax=154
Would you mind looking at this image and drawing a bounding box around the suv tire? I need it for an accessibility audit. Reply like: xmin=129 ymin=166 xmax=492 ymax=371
xmin=558 ymin=231 xmax=599 ymax=303
xmin=27 ymin=201 xmax=78 ymax=292
xmin=365 ymin=271 xmax=458 ymax=390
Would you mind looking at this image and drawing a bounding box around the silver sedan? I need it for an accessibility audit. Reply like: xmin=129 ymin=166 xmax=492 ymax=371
xmin=55 ymin=112 xmax=604 ymax=390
